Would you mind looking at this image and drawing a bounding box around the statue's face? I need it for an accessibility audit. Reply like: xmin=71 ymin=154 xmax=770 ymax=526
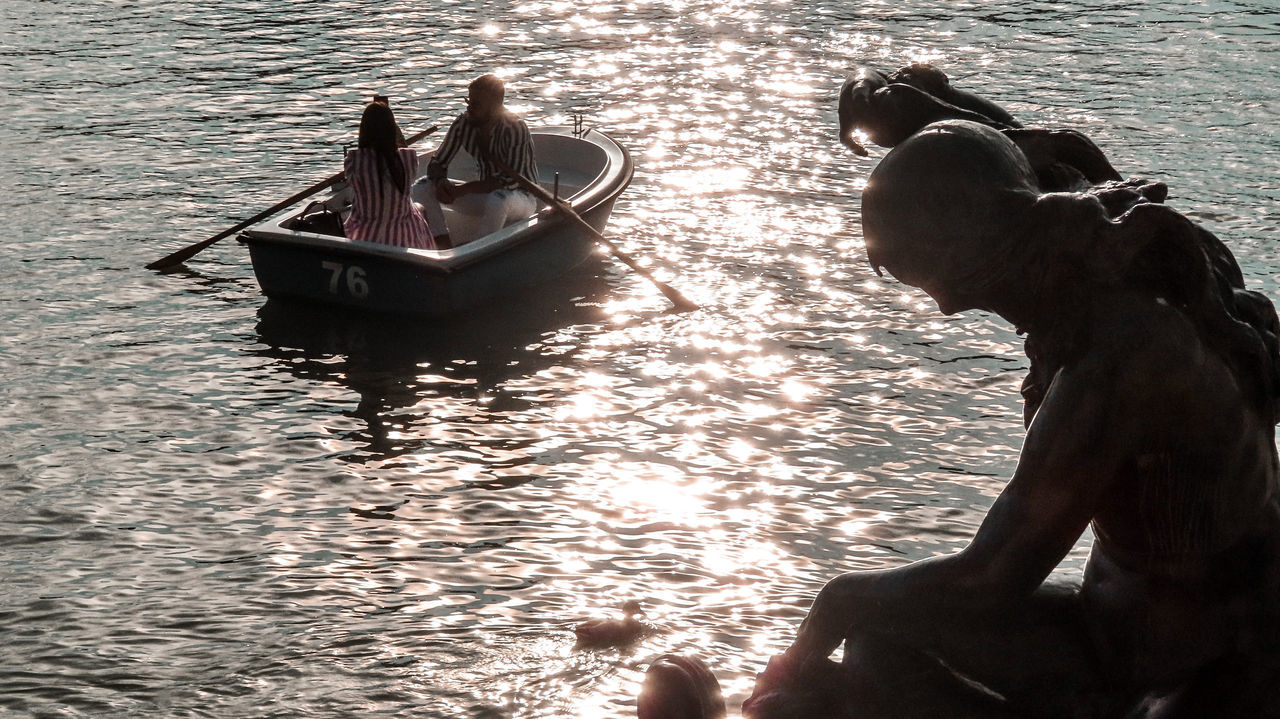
xmin=874 ymin=256 xmax=977 ymax=316
xmin=837 ymin=68 xmax=888 ymax=154
xmin=861 ymin=121 xmax=1040 ymax=315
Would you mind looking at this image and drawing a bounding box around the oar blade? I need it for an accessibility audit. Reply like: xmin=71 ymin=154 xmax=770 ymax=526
xmin=657 ymin=283 xmax=699 ymax=313
xmin=495 ymin=158 xmax=698 ymax=313
xmin=145 ymin=234 xmax=227 ymax=270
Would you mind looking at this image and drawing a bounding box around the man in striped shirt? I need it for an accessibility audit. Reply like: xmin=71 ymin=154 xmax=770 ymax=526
xmin=412 ymin=74 xmax=538 ymax=247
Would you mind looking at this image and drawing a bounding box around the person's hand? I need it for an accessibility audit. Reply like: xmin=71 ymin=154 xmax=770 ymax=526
xmin=435 ymin=178 xmax=459 ymax=204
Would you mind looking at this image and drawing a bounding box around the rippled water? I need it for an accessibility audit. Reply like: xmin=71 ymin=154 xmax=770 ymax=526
xmin=2 ymin=1 xmax=1278 ymax=717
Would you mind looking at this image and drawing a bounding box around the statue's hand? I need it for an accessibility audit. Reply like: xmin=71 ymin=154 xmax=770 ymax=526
xmin=742 ymin=654 xmax=802 ymax=718
xmin=743 ymin=572 xmax=855 ymax=717
xmin=743 ymin=651 xmax=855 ymax=719
xmin=789 ymin=572 xmax=859 ymax=661
xmin=1086 ymin=178 xmax=1168 ymax=217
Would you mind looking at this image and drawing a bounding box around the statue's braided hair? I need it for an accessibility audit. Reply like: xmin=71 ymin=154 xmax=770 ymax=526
xmin=1096 ymin=202 xmax=1280 ymax=424
xmin=864 ymin=120 xmax=1280 ymax=426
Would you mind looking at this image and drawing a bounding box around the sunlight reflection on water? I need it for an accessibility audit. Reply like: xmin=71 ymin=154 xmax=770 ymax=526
xmin=1 ymin=0 xmax=1278 ymax=716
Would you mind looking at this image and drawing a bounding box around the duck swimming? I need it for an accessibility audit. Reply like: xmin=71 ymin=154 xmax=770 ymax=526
xmin=573 ymin=600 xmax=647 ymax=648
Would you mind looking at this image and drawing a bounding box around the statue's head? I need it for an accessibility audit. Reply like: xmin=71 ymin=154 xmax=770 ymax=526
xmin=837 ymin=68 xmax=889 ymax=155
xmin=862 ymin=120 xmax=1043 ymax=314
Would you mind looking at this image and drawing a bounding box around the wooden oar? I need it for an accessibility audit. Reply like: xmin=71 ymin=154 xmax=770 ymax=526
xmin=486 ymin=155 xmax=698 ymax=312
xmin=145 ymin=125 xmax=439 ymax=271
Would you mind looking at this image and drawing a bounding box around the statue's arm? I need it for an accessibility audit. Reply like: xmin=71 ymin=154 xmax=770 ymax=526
xmin=964 ymin=363 xmax=1128 ymax=588
xmin=788 ymin=361 xmax=1128 ymax=662
xmin=1002 ymin=128 xmax=1123 ymax=186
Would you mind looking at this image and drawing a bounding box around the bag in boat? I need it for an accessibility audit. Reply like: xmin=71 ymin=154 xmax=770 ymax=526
xmin=287 ymin=201 xmax=345 ymax=237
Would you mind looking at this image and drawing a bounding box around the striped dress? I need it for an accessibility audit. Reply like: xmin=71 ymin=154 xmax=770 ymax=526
xmin=343 ymin=147 xmax=434 ymax=249
xmin=426 ymin=111 xmax=538 ymax=189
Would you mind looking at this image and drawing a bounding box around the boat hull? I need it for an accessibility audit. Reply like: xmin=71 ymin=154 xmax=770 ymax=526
xmin=239 ymin=127 xmax=631 ymax=317
xmin=244 ymin=199 xmax=617 ymax=316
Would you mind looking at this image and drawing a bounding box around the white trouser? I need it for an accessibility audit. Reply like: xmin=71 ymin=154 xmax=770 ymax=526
xmin=411 ymin=180 xmax=537 ymax=244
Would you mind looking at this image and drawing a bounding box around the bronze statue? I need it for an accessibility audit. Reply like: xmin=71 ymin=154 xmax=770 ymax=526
xmin=746 ymin=118 xmax=1280 ymax=717
xmin=635 ymin=66 xmax=1280 ymax=719
xmin=839 ymin=63 xmax=1131 ymax=194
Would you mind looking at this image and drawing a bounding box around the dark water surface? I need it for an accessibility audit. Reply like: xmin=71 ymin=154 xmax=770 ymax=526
xmin=2 ymin=1 xmax=1278 ymax=717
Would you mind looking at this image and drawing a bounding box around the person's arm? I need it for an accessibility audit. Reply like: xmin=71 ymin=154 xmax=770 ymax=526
xmin=454 ymin=115 xmax=535 ymax=196
xmin=398 ymin=148 xmax=419 ymax=189
xmin=787 ymin=356 xmax=1132 ymax=662
xmin=504 ymin=118 xmax=538 ymax=186
xmin=426 ymin=115 xmax=466 ymax=183
xmin=342 ymin=148 xmax=355 ymax=179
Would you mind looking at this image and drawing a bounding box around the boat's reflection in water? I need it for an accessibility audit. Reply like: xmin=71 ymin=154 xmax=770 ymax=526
xmin=251 ymin=257 xmax=611 ymax=472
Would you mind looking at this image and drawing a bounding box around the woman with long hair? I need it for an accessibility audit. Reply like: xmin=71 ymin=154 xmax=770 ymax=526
xmin=343 ymin=100 xmax=433 ymax=249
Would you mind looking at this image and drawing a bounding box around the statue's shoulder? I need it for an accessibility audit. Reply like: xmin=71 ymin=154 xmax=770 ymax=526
xmin=1081 ymin=294 xmax=1241 ymax=408
xmin=1093 ymin=292 xmax=1201 ymax=356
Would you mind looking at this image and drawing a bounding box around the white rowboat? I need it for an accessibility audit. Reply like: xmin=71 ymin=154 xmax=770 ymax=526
xmin=237 ymin=126 xmax=633 ymax=316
